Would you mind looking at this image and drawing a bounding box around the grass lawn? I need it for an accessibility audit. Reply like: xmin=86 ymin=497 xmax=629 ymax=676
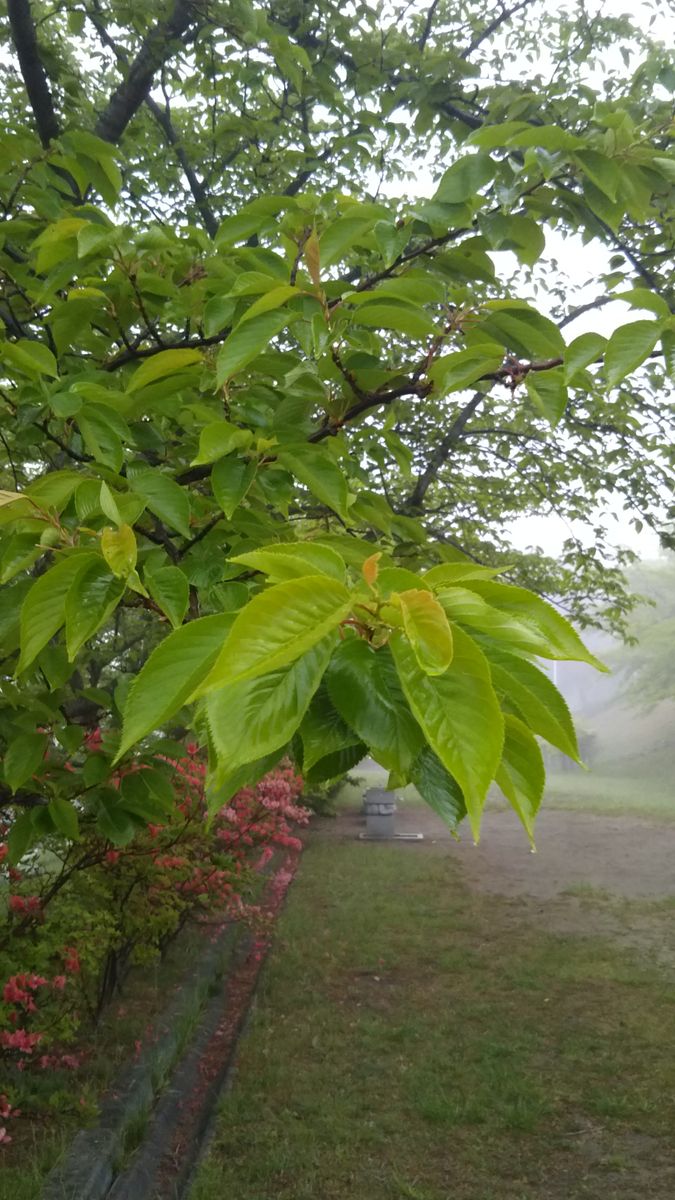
xmin=192 ymin=835 xmax=675 ymax=1200
xmin=543 ymin=770 xmax=675 ymax=820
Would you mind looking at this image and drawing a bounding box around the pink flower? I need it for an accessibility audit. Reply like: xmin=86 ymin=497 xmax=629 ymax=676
xmin=52 ymin=975 xmax=67 ymax=991
xmin=0 ymin=1127 xmax=11 ymax=1145
xmin=0 ymin=844 xmax=7 ymax=864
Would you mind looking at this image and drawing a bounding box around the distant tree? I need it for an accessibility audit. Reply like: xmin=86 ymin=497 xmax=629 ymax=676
xmin=0 ymin=0 xmax=673 ymax=854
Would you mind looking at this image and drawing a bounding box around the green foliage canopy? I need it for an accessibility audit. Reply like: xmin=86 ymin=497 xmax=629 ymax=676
xmin=0 ymin=0 xmax=674 ymax=850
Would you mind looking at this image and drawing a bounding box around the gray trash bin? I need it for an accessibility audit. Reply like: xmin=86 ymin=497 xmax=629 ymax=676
xmin=363 ymin=787 xmax=396 ymax=839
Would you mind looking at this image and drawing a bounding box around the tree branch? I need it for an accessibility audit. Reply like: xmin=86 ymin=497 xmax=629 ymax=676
xmin=94 ymin=0 xmax=200 ymax=145
xmin=405 ymin=391 xmax=487 ymax=511
xmin=145 ymin=96 xmax=219 ymax=237
xmin=461 ymin=0 xmax=539 ymax=60
xmin=7 ymin=0 xmax=60 ymax=147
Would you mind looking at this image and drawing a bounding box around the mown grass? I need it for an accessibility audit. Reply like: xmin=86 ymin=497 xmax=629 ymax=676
xmin=192 ymin=838 xmax=675 ymax=1200
xmin=543 ymin=769 xmax=675 ymax=820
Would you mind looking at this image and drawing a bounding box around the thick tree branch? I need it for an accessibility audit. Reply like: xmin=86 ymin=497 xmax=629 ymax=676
xmin=405 ymin=391 xmax=487 ymax=511
xmin=7 ymin=0 xmax=60 ymax=147
xmin=145 ymin=96 xmax=219 ymax=237
xmin=94 ymin=0 xmax=200 ymax=145
xmin=461 ymin=0 xmax=539 ymax=60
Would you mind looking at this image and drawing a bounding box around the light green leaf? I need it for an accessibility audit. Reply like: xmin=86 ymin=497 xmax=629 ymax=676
xmin=563 ymin=332 xmax=606 ymax=383
xmin=423 ymin=563 xmax=506 ymax=586
xmin=211 ymin=457 xmax=257 ymax=518
xmin=391 ymin=625 xmax=504 ymax=840
xmin=101 ymin=524 xmax=137 ymax=577
xmin=216 ymin=310 xmax=297 ymax=383
xmin=207 ymin=634 xmax=335 ymax=773
xmin=614 ymin=289 xmax=671 ymax=319
xmin=574 ymin=149 xmax=621 ymax=201
xmin=4 ymin=733 xmax=48 ymax=792
xmin=459 ymin=580 xmax=607 ymax=669
xmin=1 ymin=339 xmax=58 ymax=379
xmin=238 ymin=285 xmax=303 ymax=324
xmin=277 ymin=443 xmax=351 ymax=521
xmin=65 ymin=558 xmax=125 ymax=659
xmin=191 ymin=421 xmax=253 ymax=465
xmin=396 ymin=588 xmax=454 ymax=675
xmin=526 ymin=368 xmax=568 ymax=426
xmin=145 ymin=566 xmax=190 ymax=628
xmin=604 ymin=320 xmax=663 ymax=387
xmin=129 ymin=468 xmax=191 ymax=538
xmin=480 ymin=641 xmax=580 ymax=761
xmin=435 ymin=153 xmax=494 ymax=203
xmin=352 ymin=304 xmax=437 ymax=338
xmin=197 ymin=575 xmax=352 ymax=695
xmin=230 ymin=542 xmax=346 ymax=583
xmin=17 ymin=552 xmax=98 ymax=673
xmin=127 ymin=349 xmax=203 ymax=393
xmin=326 ymin=640 xmax=424 ymax=774
xmin=495 ymin=714 xmax=545 ymax=846
xmin=115 ymin=613 xmax=234 ymax=760
xmin=428 ymin=343 xmax=504 ymax=392
xmin=480 ymin=303 xmax=564 ymax=359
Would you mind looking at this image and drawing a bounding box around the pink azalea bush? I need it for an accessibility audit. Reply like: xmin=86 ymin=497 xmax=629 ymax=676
xmin=0 ymin=745 xmax=307 ymax=1138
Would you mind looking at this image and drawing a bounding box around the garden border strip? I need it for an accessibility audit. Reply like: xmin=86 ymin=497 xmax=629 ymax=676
xmin=40 ymin=850 xmax=300 ymax=1200
xmin=109 ymin=849 xmax=301 ymax=1200
xmin=41 ymin=916 xmax=241 ymax=1200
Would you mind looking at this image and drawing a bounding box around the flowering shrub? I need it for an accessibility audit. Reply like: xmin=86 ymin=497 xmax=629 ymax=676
xmin=0 ymin=745 xmax=307 ymax=1135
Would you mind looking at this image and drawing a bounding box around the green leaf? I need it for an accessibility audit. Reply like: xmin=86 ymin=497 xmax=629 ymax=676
xmin=563 ymin=332 xmax=606 ymax=383
xmin=94 ymin=788 xmax=137 ymax=845
xmin=4 ymin=733 xmax=48 ymax=792
xmin=352 ymin=304 xmax=437 ymax=338
xmin=1 ymin=338 xmax=58 ymax=378
xmin=277 ymin=444 xmax=351 ymax=521
xmin=7 ymin=812 xmax=35 ymax=864
xmin=17 ymin=553 xmax=98 ymax=673
xmin=129 ymin=468 xmax=191 ymax=538
xmin=396 ymin=588 xmax=454 ymax=675
xmin=197 ymin=575 xmax=353 ymax=695
xmin=481 ymin=642 xmax=580 ymax=761
xmin=391 ymin=626 xmax=504 ymax=840
xmin=77 ymin=407 xmax=124 ymax=471
xmin=101 ymin=524 xmax=137 ymax=577
xmin=525 ymin=368 xmax=568 ymax=426
xmin=238 ymin=285 xmax=303 ymax=324
xmin=191 ymin=421 xmax=254 ymax=465
xmin=65 ymin=558 xmax=125 ymax=658
xmin=145 ymin=566 xmax=189 ymax=629
xmin=216 ymin=310 xmax=297 ymax=383
xmin=326 ymin=640 xmax=424 ymax=774
xmin=215 ymin=196 xmax=289 ymax=245
xmin=230 ymin=542 xmax=346 ymax=583
xmin=480 ymin=302 xmax=565 ymax=358
xmin=574 ymin=150 xmax=621 ymax=201
xmin=410 ymin=745 xmax=466 ymax=831
xmin=115 ymin=613 xmax=235 ymax=759
xmin=614 ymin=289 xmax=672 ymax=320
xmin=319 ymin=214 xmax=381 ymax=268
xmin=298 ymin=682 xmax=363 ymax=771
xmin=428 ymin=344 xmax=504 ymax=392
xmin=127 ymin=349 xmax=202 ymax=393
xmin=207 ymin=633 xmax=335 ymax=774
xmin=211 ymin=457 xmax=257 ymax=518
xmin=458 ymin=580 xmax=607 ymax=669
xmin=423 ymin=563 xmax=506 ymax=586
xmin=48 ymin=797 xmax=80 ymax=840
xmin=435 ymin=153 xmax=494 ymax=203
xmin=304 ymin=741 xmax=367 ymax=786
xmin=604 ymin=320 xmax=663 ymax=388
xmin=495 ymin=714 xmax=545 ymax=846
